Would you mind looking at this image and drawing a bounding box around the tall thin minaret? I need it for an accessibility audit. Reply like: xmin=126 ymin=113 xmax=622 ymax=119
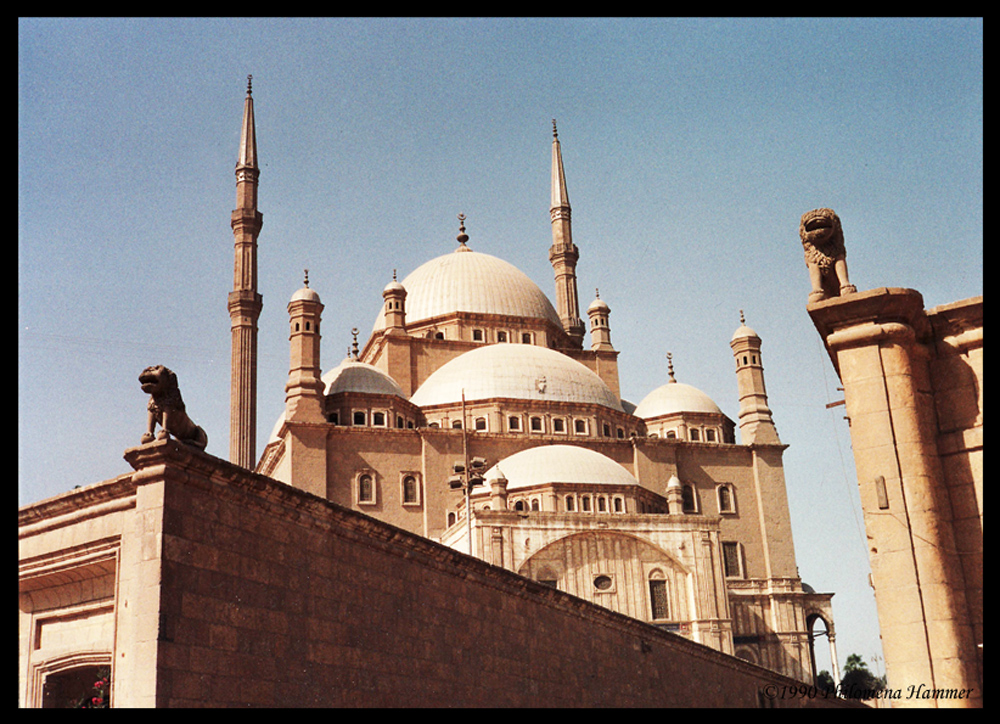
xmin=730 ymin=311 xmax=779 ymax=445
xmin=228 ymin=75 xmax=263 ymax=468
xmin=549 ymin=120 xmax=585 ymax=346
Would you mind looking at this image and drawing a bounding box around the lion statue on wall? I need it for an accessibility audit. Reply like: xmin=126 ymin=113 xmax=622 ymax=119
xmin=139 ymin=365 xmax=208 ymax=450
xmin=799 ymin=207 xmax=857 ymax=302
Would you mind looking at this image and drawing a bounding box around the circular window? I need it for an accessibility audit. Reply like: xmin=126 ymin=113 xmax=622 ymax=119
xmin=593 ymin=575 xmax=613 ymax=591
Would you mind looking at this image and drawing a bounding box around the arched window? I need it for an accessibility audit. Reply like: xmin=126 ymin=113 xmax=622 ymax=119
xmin=682 ymin=485 xmax=697 ymax=513
xmin=402 ymin=475 xmax=418 ymax=505
xmin=475 ymin=417 xmax=487 ymax=431
xmin=358 ymin=474 xmax=375 ymax=504
xmin=613 ymin=497 xmax=624 ymax=513
xmin=530 ymin=499 xmax=540 ymax=511
xmin=718 ymin=484 xmax=736 ymax=514
xmin=565 ymin=495 xmax=575 ymax=511
xmin=514 ymin=500 xmax=525 ymax=512
xmin=648 ymin=570 xmax=669 ymax=620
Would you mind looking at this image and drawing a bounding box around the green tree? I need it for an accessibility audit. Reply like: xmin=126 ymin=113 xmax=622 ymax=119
xmin=839 ymin=654 xmax=886 ymax=699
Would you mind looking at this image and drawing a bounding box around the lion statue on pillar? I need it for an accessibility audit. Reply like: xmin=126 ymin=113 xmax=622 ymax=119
xmin=139 ymin=365 xmax=208 ymax=450
xmin=800 ymin=207 xmax=857 ymax=302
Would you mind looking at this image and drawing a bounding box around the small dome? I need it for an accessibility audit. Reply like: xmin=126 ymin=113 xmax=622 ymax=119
xmin=409 ymin=344 xmax=624 ymax=412
xmin=587 ymin=296 xmax=609 ymax=314
xmin=372 ymin=248 xmax=561 ymax=333
xmin=383 ymin=270 xmax=406 ymax=296
xmin=731 ymin=311 xmax=759 ymax=342
xmin=322 ymin=357 xmax=405 ymax=397
xmin=731 ymin=323 xmax=759 ymax=342
xmin=633 ymin=381 xmax=723 ymax=419
xmin=666 ymin=474 xmax=682 ymax=489
xmin=266 ymin=358 xmax=405 ymax=444
xmin=473 ymin=444 xmax=639 ymax=495
xmin=290 ymin=285 xmax=321 ymax=303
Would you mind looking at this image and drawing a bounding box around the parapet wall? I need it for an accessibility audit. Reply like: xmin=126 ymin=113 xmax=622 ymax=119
xmin=21 ymin=439 xmax=856 ymax=708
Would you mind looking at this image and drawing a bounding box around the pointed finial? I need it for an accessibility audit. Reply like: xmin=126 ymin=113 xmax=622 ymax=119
xmin=552 ymin=119 xmax=558 ymax=139
xmin=246 ymin=74 xmax=253 ymax=96
xmin=303 ymin=269 xmax=310 ymax=287
xmin=351 ymin=327 xmax=359 ymax=359
xmin=595 ymin=287 xmax=600 ymax=299
xmin=740 ymin=309 xmax=746 ymax=325
xmin=392 ymin=268 xmax=397 ymax=281
xmin=667 ymin=352 xmax=677 ymax=383
xmin=456 ymin=213 xmax=469 ymax=247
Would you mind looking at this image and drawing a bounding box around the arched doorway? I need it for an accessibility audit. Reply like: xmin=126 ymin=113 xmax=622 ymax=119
xmin=806 ymin=612 xmax=840 ymax=689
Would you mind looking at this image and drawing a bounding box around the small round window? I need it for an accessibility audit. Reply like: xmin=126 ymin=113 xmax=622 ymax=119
xmin=593 ymin=575 xmax=613 ymax=591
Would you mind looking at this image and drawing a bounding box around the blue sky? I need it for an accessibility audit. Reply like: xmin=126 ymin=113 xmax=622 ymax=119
xmin=19 ymin=17 xmax=982 ymax=679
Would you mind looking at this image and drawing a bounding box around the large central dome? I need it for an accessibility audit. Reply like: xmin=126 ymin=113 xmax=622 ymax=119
xmin=372 ymin=245 xmax=562 ymax=332
xmin=409 ymin=343 xmax=624 ymax=411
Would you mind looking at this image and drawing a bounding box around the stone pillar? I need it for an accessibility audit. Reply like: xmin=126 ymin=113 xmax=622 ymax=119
xmin=809 ymin=288 xmax=980 ymax=707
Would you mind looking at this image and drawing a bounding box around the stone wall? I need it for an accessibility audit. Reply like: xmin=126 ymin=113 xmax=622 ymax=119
xmin=21 ymin=440 xmax=857 ymax=708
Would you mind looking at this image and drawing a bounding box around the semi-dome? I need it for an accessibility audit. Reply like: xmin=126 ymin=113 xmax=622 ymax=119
xmin=633 ymin=381 xmax=723 ymax=419
xmin=475 ymin=444 xmax=639 ymax=494
xmin=372 ymin=245 xmax=562 ymax=332
xmin=409 ymin=344 xmax=624 ymax=411
xmin=322 ymin=357 xmax=405 ymax=397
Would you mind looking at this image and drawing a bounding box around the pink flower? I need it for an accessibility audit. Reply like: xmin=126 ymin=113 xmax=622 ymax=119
xmin=92 ymin=697 xmax=102 ymax=705
xmin=94 ymin=680 xmax=105 ymax=688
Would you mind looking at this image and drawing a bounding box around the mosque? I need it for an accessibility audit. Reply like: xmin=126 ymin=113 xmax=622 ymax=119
xmin=20 ymin=79 xmax=857 ymax=707
xmin=237 ymin=83 xmax=838 ymax=682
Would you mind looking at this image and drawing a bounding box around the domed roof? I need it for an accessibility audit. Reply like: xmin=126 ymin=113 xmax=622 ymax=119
xmin=587 ymin=294 xmax=609 ymax=314
xmin=731 ymin=311 xmax=760 ymax=342
xmin=409 ymin=343 xmax=624 ymax=411
xmin=290 ymin=286 xmax=321 ymax=303
xmin=633 ymin=380 xmax=723 ymax=419
xmin=322 ymin=357 xmax=405 ymax=397
xmin=372 ymin=245 xmax=561 ymax=332
xmin=475 ymin=444 xmax=639 ymax=494
xmin=266 ymin=357 xmax=405 ymax=444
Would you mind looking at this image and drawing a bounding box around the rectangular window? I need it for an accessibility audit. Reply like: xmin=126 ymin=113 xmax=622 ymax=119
xmin=649 ymin=580 xmax=669 ymax=619
xmin=574 ymin=419 xmax=587 ymax=434
xmin=722 ymin=542 xmax=742 ymax=578
xmin=497 ymin=331 xmax=508 ymax=343
xmin=353 ymin=411 xmax=366 ymax=426
xmin=372 ymin=411 xmax=386 ymax=426
xmin=473 ymin=329 xmax=484 ymax=342
xmin=508 ymin=416 xmax=520 ymax=431
xmin=530 ymin=416 xmax=543 ymax=432
xmin=553 ymin=418 xmax=565 ymax=433
xmin=521 ymin=332 xmax=532 ymax=344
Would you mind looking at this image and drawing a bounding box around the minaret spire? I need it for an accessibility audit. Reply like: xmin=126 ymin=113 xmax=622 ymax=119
xmin=731 ymin=311 xmax=780 ymax=445
xmin=228 ymin=74 xmax=264 ymax=468
xmin=549 ymin=120 xmax=585 ymax=346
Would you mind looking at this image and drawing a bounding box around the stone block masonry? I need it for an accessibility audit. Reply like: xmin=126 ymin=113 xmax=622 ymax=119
xmin=21 ymin=439 xmax=859 ymax=708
